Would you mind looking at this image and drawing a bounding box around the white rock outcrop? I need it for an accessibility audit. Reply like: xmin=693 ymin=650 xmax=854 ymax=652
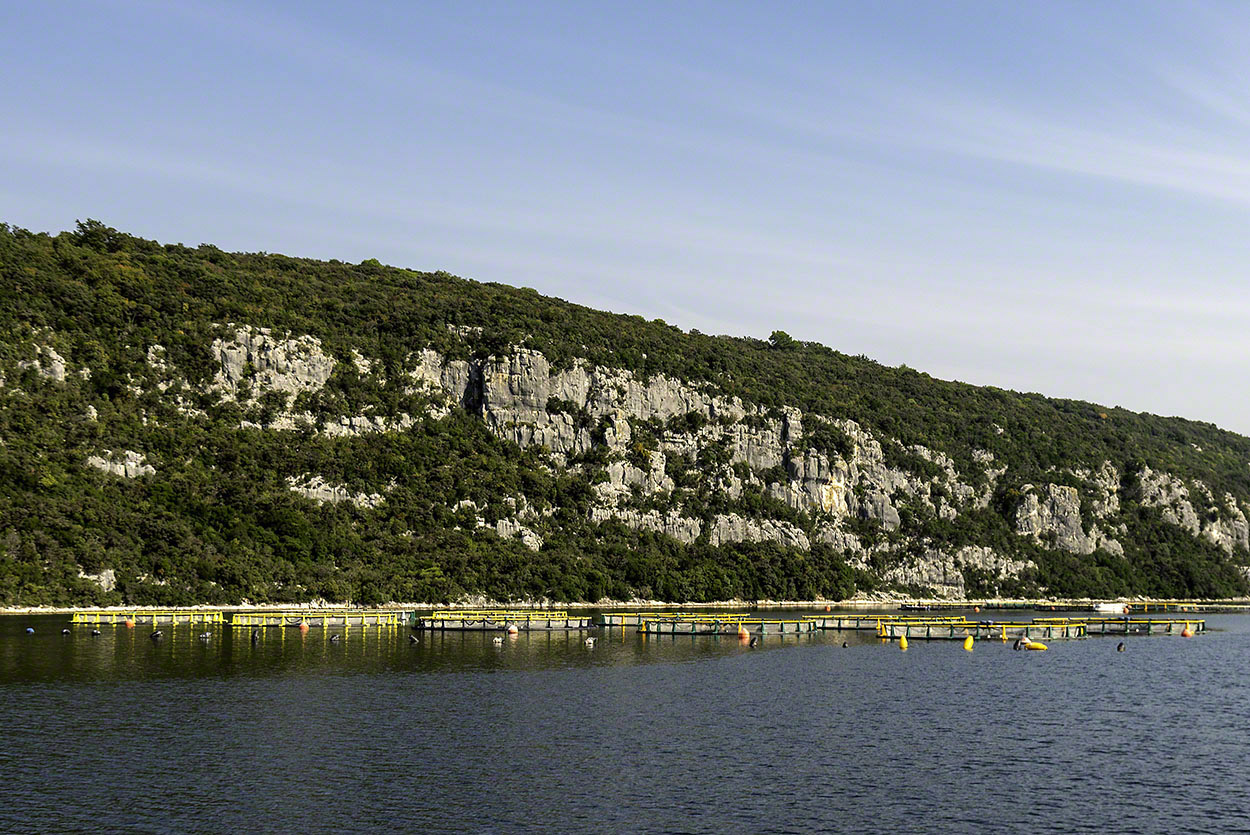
xmin=19 ymin=343 xmax=67 ymax=382
xmin=493 ymin=518 xmax=544 ymax=551
xmin=79 ymin=568 xmax=117 ymax=592
xmin=1015 ymin=483 xmax=1095 ymax=555
xmin=590 ymin=507 xmax=703 ymax=544
xmin=708 ymin=513 xmax=810 ymax=549
xmin=286 ymin=475 xmax=384 ymax=509
xmin=1136 ymin=467 xmax=1201 ymax=535
xmin=211 ymin=324 xmax=337 ymax=403
xmin=87 ymin=450 xmax=155 ymax=478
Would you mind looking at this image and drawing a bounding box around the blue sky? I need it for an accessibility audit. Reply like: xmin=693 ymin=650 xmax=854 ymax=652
xmin=4 ymin=1 xmax=1250 ymax=433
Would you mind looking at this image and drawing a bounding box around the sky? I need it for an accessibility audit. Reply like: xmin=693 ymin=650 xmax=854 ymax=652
xmin=3 ymin=1 xmax=1250 ymax=433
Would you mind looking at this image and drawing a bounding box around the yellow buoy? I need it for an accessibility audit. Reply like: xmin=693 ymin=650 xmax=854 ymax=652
xmin=963 ymin=635 xmax=974 ymax=651
xmin=1025 ymin=641 xmax=1048 ymax=651
xmin=898 ymin=634 xmax=908 ymax=650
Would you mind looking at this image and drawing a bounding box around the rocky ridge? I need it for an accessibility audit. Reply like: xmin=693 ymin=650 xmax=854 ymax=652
xmin=24 ymin=320 xmax=1250 ymax=598
xmin=175 ymin=326 xmax=1250 ymax=593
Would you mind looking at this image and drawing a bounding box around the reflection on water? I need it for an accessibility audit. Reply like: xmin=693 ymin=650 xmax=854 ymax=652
xmin=0 ymin=612 xmax=891 ymax=683
xmin=2 ymin=611 xmax=1249 ymax=834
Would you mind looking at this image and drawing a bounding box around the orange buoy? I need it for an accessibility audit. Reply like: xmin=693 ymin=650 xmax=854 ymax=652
xmin=1181 ymin=623 xmax=1194 ymax=638
xmin=124 ymin=619 xmax=135 ymax=629
xmin=973 ymin=606 xmax=980 ymax=614
xmin=825 ymin=605 xmax=831 ymax=612
xmin=298 ymin=621 xmax=309 ymax=633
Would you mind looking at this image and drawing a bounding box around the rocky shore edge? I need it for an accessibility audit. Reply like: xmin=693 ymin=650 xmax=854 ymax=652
xmin=5 ymin=594 xmax=1249 ymax=615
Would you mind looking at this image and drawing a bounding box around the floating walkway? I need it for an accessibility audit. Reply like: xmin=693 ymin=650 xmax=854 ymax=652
xmin=603 ymin=611 xmax=1204 ymax=642
xmin=1034 ymin=617 xmax=1206 ymax=635
xmin=600 ymin=612 xmax=741 ymax=628
xmin=231 ymin=610 xmax=404 ymax=628
xmin=877 ymin=619 xmax=1086 ymax=641
xmin=639 ymin=617 xmax=819 ymax=635
xmin=412 ymin=610 xmax=591 ymax=631
xmin=1126 ymin=601 xmax=1250 ymax=614
xmin=70 ymin=610 xmax=225 ymax=626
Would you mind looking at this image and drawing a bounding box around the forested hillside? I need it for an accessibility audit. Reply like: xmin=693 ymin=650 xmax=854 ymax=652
xmin=2 ymin=221 xmax=1247 ymax=606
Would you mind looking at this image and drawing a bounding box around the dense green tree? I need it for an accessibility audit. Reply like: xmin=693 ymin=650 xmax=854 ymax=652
xmin=0 ymin=221 xmax=1246 ymax=605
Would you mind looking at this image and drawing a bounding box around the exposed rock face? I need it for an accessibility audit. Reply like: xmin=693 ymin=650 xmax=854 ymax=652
xmin=590 ymin=507 xmax=703 ymax=544
xmin=813 ymin=523 xmax=865 ymax=554
xmin=1090 ymin=462 xmax=1121 ymax=518
xmin=876 ymin=546 xmax=1035 ymax=599
xmin=1205 ymin=494 xmax=1250 ymax=555
xmin=109 ymin=322 xmax=1249 ymax=594
xmin=775 ymin=449 xmax=851 ymax=515
xmin=1015 ymin=484 xmax=1095 ymax=555
xmin=146 ymin=344 xmax=169 ymax=373
xmin=1136 ymin=467 xmax=1201 ymax=535
xmin=321 ymin=413 xmax=416 ymax=438
xmin=19 ymin=343 xmax=67 ymax=382
xmin=493 ymin=518 xmax=544 ymax=551
xmin=211 ymin=324 xmax=337 ymax=403
xmin=593 ymin=454 xmax=674 ymax=508
xmin=879 ymin=550 xmax=966 ymax=598
xmin=708 ymin=514 xmax=810 ymax=550
xmin=286 ymin=475 xmax=385 ymax=509
xmin=350 ymin=349 xmax=374 ymax=376
xmin=1012 ymin=481 xmax=1125 ymax=557
xmin=407 ymin=348 xmax=479 ymax=412
xmin=87 ymin=450 xmax=155 ymax=478
xmin=856 ymin=490 xmax=902 ymax=531
xmin=79 ymin=568 xmax=116 ymax=592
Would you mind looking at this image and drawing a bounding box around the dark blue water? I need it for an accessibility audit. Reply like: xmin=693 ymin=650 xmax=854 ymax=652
xmin=3 ymin=612 xmax=1249 ymax=834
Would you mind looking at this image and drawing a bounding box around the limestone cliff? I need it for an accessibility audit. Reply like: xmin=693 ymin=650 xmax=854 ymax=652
xmin=169 ymin=323 xmax=1249 ymax=598
xmin=5 ymin=222 xmax=1249 ymax=605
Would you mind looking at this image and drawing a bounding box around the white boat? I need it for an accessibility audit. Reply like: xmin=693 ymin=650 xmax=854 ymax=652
xmin=1094 ymin=602 xmax=1130 ymax=614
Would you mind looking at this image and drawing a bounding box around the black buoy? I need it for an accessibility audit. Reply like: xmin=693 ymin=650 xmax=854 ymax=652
xmin=1013 ymin=638 xmax=1024 ymax=651
xmin=25 ymin=627 xmax=34 ymax=634
xmin=62 ymin=628 xmax=71 ymax=635
xmin=842 ymin=641 xmax=848 ymax=648
xmin=150 ymin=630 xmax=163 ymax=641
xmin=198 ymin=632 xmax=211 ymax=641
xmin=329 ymin=634 xmax=340 ymax=643
xmin=91 ymin=629 xmax=101 ymax=637
xmin=1117 ymin=642 xmax=1126 ymax=652
xmin=409 ymin=634 xmax=419 ymax=644
xmin=251 ymin=629 xmax=260 ymax=645
xmin=749 ymin=636 xmax=758 ymax=648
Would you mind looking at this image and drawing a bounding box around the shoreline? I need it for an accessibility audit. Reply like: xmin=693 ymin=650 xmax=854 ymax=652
xmin=5 ymin=595 xmax=1249 ymax=615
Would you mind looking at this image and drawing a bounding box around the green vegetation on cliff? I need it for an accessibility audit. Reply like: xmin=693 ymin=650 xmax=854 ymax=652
xmin=1 ymin=221 xmax=1247 ymax=605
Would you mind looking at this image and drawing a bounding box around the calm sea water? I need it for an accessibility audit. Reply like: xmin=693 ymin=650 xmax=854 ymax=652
xmin=2 ymin=610 xmax=1249 ymax=834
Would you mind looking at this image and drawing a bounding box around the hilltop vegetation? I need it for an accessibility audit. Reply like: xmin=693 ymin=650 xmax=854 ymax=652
xmin=1 ymin=220 xmax=1247 ymax=606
